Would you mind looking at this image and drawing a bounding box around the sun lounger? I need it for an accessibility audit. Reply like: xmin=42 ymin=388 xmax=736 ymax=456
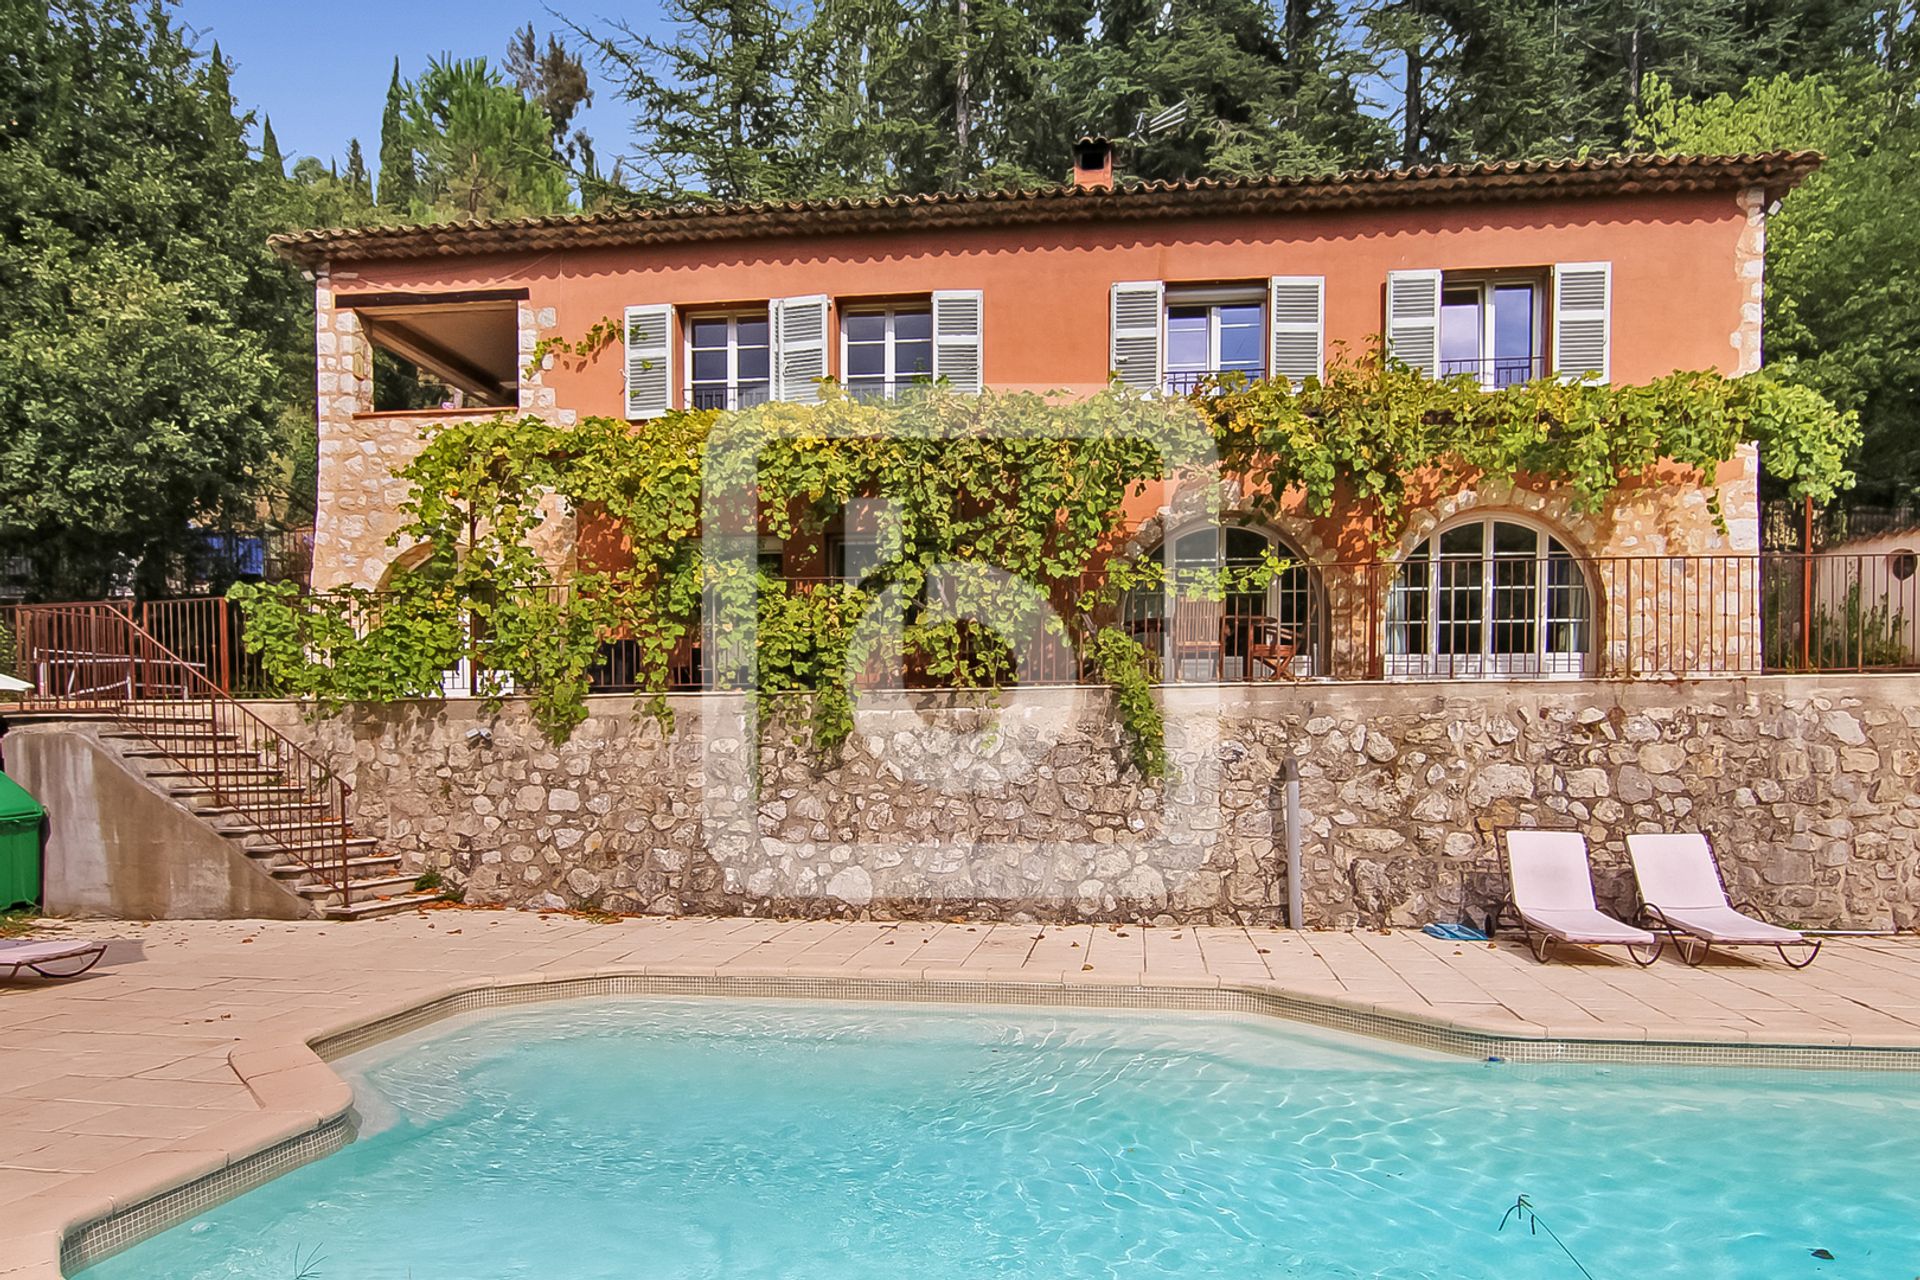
xmin=1500 ymin=830 xmax=1663 ymax=965
xmin=0 ymin=938 xmax=108 ymax=979
xmin=1627 ymin=833 xmax=1821 ymax=968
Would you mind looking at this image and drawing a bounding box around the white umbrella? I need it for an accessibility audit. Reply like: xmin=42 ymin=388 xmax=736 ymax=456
xmin=0 ymin=673 xmax=34 ymax=694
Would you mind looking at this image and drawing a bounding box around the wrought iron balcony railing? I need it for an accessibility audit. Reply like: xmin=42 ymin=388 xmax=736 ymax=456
xmin=1440 ymin=355 xmax=1547 ymax=388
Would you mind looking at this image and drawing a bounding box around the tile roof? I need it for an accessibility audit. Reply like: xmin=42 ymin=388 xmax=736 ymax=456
xmin=269 ymin=151 xmax=1822 ymax=267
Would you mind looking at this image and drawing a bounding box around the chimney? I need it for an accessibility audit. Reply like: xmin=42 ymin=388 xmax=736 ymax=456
xmin=1071 ymin=136 xmax=1114 ymax=191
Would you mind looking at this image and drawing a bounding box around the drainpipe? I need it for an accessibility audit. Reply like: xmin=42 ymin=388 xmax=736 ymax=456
xmin=1280 ymin=756 xmax=1303 ymax=929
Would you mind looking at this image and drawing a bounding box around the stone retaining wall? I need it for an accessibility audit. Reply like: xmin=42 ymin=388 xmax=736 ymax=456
xmin=251 ymin=676 xmax=1920 ymax=930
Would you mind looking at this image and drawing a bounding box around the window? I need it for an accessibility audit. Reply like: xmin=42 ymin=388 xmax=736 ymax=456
xmin=1164 ymin=298 xmax=1265 ymax=394
xmin=1123 ymin=524 xmax=1323 ymax=680
xmin=1439 ymin=281 xmax=1542 ymax=388
xmin=686 ymin=312 xmax=771 ymax=410
xmin=842 ymin=306 xmax=933 ymax=401
xmin=1387 ymin=517 xmax=1591 ymax=677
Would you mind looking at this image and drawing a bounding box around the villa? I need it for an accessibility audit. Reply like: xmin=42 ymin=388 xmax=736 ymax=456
xmin=271 ymin=147 xmax=1817 ymax=685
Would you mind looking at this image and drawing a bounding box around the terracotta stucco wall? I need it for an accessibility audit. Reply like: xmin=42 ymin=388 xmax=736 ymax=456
xmin=310 ymin=187 xmax=1764 ymax=595
xmin=322 ymin=188 xmax=1759 ymax=411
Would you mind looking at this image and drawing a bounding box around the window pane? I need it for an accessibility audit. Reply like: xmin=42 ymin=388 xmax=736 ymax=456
xmin=895 ymin=340 xmax=933 ymax=377
xmin=846 ymin=344 xmax=886 ymax=377
xmin=844 ymin=313 xmax=886 ymax=343
xmin=1489 ymin=555 xmax=1538 ymax=655
xmin=1218 ymin=321 xmax=1263 ymax=370
xmin=1166 ymin=309 xmax=1209 ymax=368
xmin=737 ymin=346 xmax=771 ymax=381
xmin=1439 ymin=522 xmax=1484 ymax=557
xmin=1493 ymin=286 xmax=1535 ymax=358
xmin=1173 ymin=528 xmax=1218 ymax=565
xmin=1492 ymin=521 xmax=1538 ymax=556
xmin=691 ymin=349 xmax=729 ymax=382
xmin=1440 ymin=288 xmax=1482 ymax=370
xmin=736 ymin=316 xmax=769 ymax=347
xmin=1492 ymin=285 xmax=1537 ymax=385
xmin=1223 ymin=528 xmax=1267 ymax=565
xmin=689 ymin=318 xmax=730 ymax=349
xmin=1218 ymin=303 xmax=1263 ymax=329
xmin=1435 ymin=556 xmax=1483 ymax=656
xmin=893 ymin=309 xmax=932 ymax=341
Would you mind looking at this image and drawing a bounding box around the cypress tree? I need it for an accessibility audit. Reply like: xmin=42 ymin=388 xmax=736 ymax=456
xmin=259 ymin=114 xmax=283 ymax=175
xmin=376 ymin=58 xmax=418 ymax=212
xmin=343 ymin=137 xmax=372 ymax=201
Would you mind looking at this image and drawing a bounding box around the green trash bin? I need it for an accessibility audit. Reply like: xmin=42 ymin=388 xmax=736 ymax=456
xmin=0 ymin=771 xmax=45 ymax=911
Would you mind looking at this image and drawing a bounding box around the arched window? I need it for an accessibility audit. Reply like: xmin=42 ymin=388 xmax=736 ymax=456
xmin=1387 ymin=517 xmax=1591 ymax=676
xmin=1124 ymin=524 xmax=1324 ymax=680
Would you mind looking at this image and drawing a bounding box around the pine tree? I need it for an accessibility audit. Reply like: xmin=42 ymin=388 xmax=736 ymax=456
xmin=403 ymin=58 xmax=571 ymax=219
xmin=590 ymin=0 xmax=808 ymax=201
xmin=259 ymin=113 xmax=283 ymax=175
xmin=377 ymin=57 xmax=418 ymax=212
xmin=506 ymin=23 xmax=594 ymax=164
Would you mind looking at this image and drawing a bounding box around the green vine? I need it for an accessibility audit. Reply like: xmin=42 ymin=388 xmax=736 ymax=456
xmin=234 ymin=349 xmax=1857 ymax=777
xmin=1206 ymin=348 xmax=1857 ymax=539
xmin=523 ymin=314 xmax=620 ymax=381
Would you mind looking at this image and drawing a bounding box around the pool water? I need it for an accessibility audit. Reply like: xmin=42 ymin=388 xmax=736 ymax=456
xmin=83 ymin=999 xmax=1919 ymax=1279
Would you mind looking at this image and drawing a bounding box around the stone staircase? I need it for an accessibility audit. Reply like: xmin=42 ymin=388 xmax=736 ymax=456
xmin=6 ymin=603 xmax=444 ymax=921
xmin=102 ymin=719 xmax=441 ymax=919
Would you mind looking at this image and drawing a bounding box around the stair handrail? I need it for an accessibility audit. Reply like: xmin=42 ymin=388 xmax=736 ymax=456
xmin=13 ymin=603 xmax=353 ymax=907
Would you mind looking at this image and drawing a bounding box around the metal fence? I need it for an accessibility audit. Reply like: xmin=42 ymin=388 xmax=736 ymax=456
xmin=5 ymin=552 xmax=1914 ymax=703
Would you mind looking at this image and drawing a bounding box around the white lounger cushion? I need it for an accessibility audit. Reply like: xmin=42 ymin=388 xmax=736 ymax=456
xmin=1642 ymin=904 xmax=1803 ymax=944
xmin=1514 ymin=906 xmax=1661 ymax=945
xmin=0 ymin=939 xmax=104 ymax=965
xmin=1628 ymin=833 xmax=1807 ymax=944
xmin=1505 ymin=830 xmax=1658 ymax=945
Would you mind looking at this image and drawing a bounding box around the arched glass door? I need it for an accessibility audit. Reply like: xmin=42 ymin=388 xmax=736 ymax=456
xmin=1386 ymin=518 xmax=1591 ymax=676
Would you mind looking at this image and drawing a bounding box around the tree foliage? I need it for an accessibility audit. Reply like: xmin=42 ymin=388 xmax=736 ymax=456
xmin=1630 ymin=65 xmax=1920 ymax=501
xmin=0 ymin=0 xmax=288 ymax=597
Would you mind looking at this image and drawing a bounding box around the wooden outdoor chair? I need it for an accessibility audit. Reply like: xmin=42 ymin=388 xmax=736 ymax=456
xmin=1246 ymin=617 xmax=1301 ymax=681
xmin=1169 ymin=597 xmax=1224 ymax=681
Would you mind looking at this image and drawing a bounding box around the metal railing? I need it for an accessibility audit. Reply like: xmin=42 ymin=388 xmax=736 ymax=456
xmin=5 ymin=552 xmax=1912 ymax=707
xmin=1163 ymin=368 xmax=1264 ymax=395
xmin=2 ymin=603 xmax=355 ymax=905
xmin=1439 ymin=354 xmax=1547 ymax=387
xmin=688 ymin=383 xmax=772 ymax=411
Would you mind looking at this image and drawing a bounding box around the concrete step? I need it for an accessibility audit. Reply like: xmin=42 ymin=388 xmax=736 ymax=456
xmin=266 ymin=854 xmax=401 ymax=880
xmin=193 ymin=800 xmax=330 ymax=820
xmin=103 ymin=728 xmax=241 ymax=744
xmin=322 ymin=893 xmax=444 ymax=920
xmin=242 ymin=835 xmax=380 ymax=860
xmin=117 ymin=745 xmax=261 ymax=764
xmin=297 ymin=873 xmax=417 ymax=900
xmin=223 ymin=817 xmax=351 ymax=837
xmin=164 ymin=781 xmax=305 ymax=800
xmin=149 ymin=767 xmax=288 ymax=786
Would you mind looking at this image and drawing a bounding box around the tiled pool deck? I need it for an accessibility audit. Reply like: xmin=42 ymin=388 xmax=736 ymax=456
xmin=3 ymin=911 xmax=1919 ymax=1276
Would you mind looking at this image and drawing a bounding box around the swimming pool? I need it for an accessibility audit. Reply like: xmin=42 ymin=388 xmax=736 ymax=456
xmin=81 ymin=999 xmax=1919 ymax=1279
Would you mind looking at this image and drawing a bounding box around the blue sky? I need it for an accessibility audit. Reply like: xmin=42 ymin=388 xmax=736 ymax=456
xmin=177 ymin=0 xmax=653 ymax=169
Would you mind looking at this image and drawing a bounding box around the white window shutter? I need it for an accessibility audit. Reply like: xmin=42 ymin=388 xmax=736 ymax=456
xmin=931 ymin=290 xmax=985 ymax=394
xmin=1110 ymin=281 xmax=1164 ymax=391
xmin=623 ymin=304 xmax=673 ymax=420
xmin=1552 ymin=262 xmax=1612 ymax=383
xmin=1385 ymin=270 xmax=1441 ymax=377
xmin=1268 ymin=276 xmax=1325 ymax=386
xmin=771 ymin=295 xmax=830 ymax=404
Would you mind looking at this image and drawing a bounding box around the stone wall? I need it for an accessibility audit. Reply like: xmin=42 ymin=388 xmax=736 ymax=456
xmin=309 ymin=275 xmax=582 ymax=592
xmin=251 ymin=675 xmax=1920 ymax=931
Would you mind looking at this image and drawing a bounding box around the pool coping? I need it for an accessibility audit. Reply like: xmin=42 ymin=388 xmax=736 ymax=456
xmin=36 ymin=966 xmax=1920 ymax=1278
